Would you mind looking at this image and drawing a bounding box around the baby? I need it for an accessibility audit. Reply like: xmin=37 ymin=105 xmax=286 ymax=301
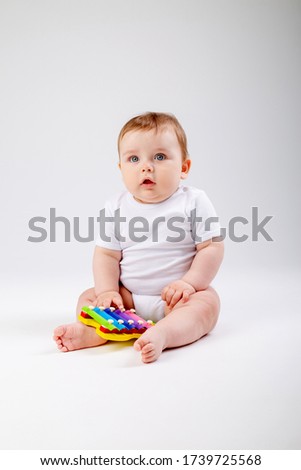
xmin=53 ymin=112 xmax=224 ymax=363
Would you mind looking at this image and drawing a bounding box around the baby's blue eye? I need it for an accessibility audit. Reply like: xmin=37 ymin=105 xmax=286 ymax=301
xmin=130 ymin=156 xmax=139 ymax=162
xmin=155 ymin=154 xmax=166 ymax=161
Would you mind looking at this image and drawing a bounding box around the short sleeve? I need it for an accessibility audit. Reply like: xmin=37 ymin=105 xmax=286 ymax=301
xmin=190 ymin=190 xmax=221 ymax=244
xmin=95 ymin=200 xmax=121 ymax=251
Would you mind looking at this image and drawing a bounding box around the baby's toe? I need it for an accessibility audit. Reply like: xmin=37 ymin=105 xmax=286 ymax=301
xmin=53 ymin=326 xmax=63 ymax=336
xmin=142 ymin=352 xmax=156 ymax=363
xmin=141 ymin=342 xmax=154 ymax=354
xmin=133 ymin=339 xmax=142 ymax=351
xmin=57 ymin=340 xmax=68 ymax=352
xmin=54 ymin=336 xmax=69 ymax=351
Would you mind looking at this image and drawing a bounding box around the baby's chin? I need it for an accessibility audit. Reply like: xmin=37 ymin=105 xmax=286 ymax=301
xmin=133 ymin=192 xmax=175 ymax=204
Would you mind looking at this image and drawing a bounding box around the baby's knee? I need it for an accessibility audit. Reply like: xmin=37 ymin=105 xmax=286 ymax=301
xmin=76 ymin=287 xmax=96 ymax=316
xmin=206 ymin=286 xmax=220 ymax=313
xmin=190 ymin=287 xmax=220 ymax=330
xmin=201 ymin=286 xmax=220 ymax=327
xmin=79 ymin=287 xmax=95 ymax=302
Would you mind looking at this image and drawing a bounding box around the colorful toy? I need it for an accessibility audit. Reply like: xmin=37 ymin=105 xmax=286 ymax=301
xmin=78 ymin=306 xmax=155 ymax=341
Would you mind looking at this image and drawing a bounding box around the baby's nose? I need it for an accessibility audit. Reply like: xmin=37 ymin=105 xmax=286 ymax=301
xmin=141 ymin=161 xmax=154 ymax=172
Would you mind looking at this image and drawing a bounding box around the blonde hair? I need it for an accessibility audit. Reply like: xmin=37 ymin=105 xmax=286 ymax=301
xmin=118 ymin=112 xmax=189 ymax=161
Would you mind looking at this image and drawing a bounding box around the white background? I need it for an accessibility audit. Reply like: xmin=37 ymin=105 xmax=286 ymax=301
xmin=0 ymin=0 xmax=300 ymax=451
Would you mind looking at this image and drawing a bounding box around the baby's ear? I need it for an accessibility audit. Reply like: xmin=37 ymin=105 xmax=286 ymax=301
xmin=181 ymin=159 xmax=191 ymax=179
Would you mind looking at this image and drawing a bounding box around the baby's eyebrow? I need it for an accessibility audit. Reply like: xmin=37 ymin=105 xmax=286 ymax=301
xmin=122 ymin=150 xmax=138 ymax=157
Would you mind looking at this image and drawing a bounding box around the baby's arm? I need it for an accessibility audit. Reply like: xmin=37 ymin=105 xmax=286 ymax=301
xmin=182 ymin=239 xmax=224 ymax=291
xmin=92 ymin=246 xmax=124 ymax=309
xmin=162 ymin=239 xmax=224 ymax=309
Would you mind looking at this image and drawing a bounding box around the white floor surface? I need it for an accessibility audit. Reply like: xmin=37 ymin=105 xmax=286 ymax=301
xmin=0 ymin=269 xmax=300 ymax=450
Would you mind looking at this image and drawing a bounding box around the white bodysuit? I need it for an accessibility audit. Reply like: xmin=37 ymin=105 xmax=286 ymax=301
xmin=96 ymin=185 xmax=221 ymax=321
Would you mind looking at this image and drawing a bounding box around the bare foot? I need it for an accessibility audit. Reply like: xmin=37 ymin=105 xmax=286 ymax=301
xmin=134 ymin=325 xmax=167 ymax=363
xmin=53 ymin=322 xmax=106 ymax=352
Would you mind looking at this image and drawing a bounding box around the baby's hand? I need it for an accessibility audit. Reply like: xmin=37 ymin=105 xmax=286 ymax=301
xmin=93 ymin=290 xmax=124 ymax=310
xmin=161 ymin=280 xmax=196 ymax=309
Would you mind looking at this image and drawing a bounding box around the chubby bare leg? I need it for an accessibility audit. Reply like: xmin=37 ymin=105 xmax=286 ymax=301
xmin=53 ymin=285 xmax=134 ymax=352
xmin=134 ymin=286 xmax=220 ymax=363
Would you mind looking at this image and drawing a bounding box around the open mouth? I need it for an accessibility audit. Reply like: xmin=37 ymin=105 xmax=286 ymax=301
xmin=141 ymin=178 xmax=155 ymax=185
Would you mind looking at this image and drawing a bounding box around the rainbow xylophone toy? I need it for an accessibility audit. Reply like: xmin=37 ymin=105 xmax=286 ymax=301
xmin=78 ymin=306 xmax=155 ymax=341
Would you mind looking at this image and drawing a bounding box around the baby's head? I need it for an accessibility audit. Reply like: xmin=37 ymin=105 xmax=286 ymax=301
xmin=118 ymin=112 xmax=191 ymax=204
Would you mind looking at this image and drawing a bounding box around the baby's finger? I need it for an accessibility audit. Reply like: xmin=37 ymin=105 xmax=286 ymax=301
xmin=100 ymin=297 xmax=111 ymax=309
xmin=169 ymin=290 xmax=183 ymax=308
xmin=93 ymin=299 xmax=101 ymax=308
xmin=182 ymin=289 xmax=191 ymax=302
xmin=112 ymin=295 xmax=124 ymax=310
xmin=165 ymin=288 xmax=175 ymax=305
xmin=161 ymin=286 xmax=169 ymax=302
